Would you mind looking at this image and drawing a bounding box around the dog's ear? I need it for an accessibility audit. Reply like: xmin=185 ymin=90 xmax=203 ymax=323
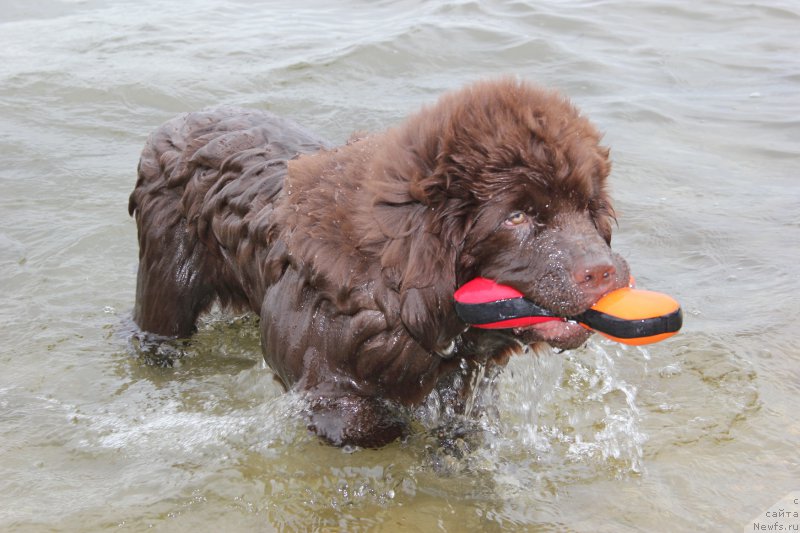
xmin=375 ymin=203 xmax=466 ymax=353
xmin=587 ymin=146 xmax=616 ymax=244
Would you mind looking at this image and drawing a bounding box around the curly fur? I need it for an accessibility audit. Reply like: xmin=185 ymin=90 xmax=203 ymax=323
xmin=129 ymin=79 xmax=630 ymax=447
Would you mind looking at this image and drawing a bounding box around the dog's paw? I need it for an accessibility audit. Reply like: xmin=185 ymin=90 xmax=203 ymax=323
xmin=127 ymin=329 xmax=188 ymax=367
xmin=307 ymin=395 xmax=409 ymax=449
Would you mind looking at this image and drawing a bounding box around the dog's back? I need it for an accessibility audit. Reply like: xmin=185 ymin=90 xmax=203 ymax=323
xmin=129 ymin=107 xmax=330 ymax=337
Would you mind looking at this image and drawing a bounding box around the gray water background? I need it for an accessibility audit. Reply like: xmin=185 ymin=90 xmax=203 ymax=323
xmin=1 ymin=0 xmax=798 ymax=531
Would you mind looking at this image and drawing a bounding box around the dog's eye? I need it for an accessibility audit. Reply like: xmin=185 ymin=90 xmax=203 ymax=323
xmin=504 ymin=211 xmax=527 ymax=226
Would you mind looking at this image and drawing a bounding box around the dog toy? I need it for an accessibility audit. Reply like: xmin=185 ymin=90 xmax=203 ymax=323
xmin=453 ymin=277 xmax=682 ymax=345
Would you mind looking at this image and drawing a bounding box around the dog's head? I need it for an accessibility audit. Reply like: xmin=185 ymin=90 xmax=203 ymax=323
xmin=378 ymin=79 xmax=630 ymax=350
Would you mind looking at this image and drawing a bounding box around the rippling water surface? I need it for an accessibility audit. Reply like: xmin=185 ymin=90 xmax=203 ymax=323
xmin=1 ymin=1 xmax=798 ymax=531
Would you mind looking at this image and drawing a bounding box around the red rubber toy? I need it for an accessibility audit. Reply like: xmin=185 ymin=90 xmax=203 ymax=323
xmin=454 ymin=277 xmax=682 ymax=346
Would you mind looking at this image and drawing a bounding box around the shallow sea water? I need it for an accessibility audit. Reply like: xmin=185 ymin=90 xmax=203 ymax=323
xmin=1 ymin=0 xmax=798 ymax=531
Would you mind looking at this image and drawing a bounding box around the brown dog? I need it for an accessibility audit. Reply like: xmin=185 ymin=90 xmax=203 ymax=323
xmin=129 ymin=79 xmax=630 ymax=447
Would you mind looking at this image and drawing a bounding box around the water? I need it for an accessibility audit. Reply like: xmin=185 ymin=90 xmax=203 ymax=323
xmin=1 ymin=0 xmax=798 ymax=530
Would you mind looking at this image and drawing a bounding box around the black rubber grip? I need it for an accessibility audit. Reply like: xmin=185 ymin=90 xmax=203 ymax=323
xmin=455 ymin=297 xmax=683 ymax=339
xmin=454 ymin=298 xmax=555 ymax=325
xmin=575 ymin=307 xmax=683 ymax=339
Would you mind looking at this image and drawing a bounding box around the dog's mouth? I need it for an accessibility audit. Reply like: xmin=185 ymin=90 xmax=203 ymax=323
xmin=511 ymin=318 xmax=592 ymax=350
xmin=503 ymin=262 xmax=632 ymax=350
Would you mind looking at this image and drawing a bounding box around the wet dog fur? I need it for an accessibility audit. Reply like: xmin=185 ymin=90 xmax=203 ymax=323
xmin=129 ymin=78 xmax=630 ymax=447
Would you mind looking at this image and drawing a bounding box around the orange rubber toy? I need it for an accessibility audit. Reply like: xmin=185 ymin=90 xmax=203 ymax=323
xmin=453 ymin=277 xmax=682 ymax=346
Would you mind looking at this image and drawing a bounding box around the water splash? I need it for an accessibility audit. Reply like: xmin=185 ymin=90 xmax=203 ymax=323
xmin=411 ymin=339 xmax=647 ymax=484
xmin=506 ymin=340 xmax=647 ymax=477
